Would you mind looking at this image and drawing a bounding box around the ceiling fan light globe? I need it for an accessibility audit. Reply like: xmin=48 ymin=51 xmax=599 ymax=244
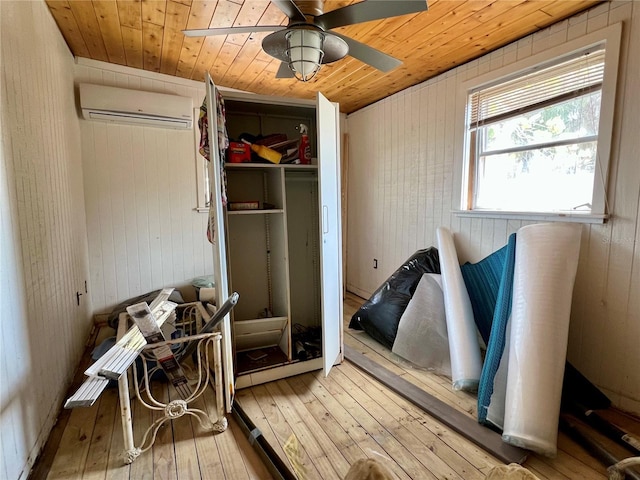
xmin=286 ymin=29 xmax=324 ymax=82
xmin=263 ymin=25 xmax=348 ymax=81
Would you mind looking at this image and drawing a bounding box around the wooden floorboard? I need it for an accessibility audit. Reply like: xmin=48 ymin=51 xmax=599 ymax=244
xmin=32 ymin=291 xmax=640 ymax=479
xmin=296 ymin=372 xmax=415 ymax=480
xmin=343 ymin=344 xmax=528 ymax=465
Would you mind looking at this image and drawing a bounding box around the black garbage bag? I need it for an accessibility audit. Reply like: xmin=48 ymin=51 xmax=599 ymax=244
xmin=349 ymin=247 xmax=440 ymax=348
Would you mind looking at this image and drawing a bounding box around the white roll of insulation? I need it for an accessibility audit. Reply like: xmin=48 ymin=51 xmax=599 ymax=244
xmin=436 ymin=227 xmax=482 ymax=391
xmin=502 ymin=222 xmax=582 ymax=456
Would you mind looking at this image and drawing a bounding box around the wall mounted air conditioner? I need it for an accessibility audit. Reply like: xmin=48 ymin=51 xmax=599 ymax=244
xmin=79 ymin=83 xmax=193 ymax=129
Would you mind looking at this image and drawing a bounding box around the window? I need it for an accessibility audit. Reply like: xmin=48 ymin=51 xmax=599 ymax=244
xmin=459 ymin=23 xmax=621 ymax=222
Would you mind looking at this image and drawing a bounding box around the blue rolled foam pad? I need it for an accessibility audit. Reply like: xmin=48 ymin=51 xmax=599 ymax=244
xmin=477 ymin=233 xmax=517 ymax=425
xmin=461 ymin=244 xmax=508 ymax=345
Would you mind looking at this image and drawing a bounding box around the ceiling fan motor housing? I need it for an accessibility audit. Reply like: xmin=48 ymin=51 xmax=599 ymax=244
xmin=293 ymin=0 xmax=325 ymax=18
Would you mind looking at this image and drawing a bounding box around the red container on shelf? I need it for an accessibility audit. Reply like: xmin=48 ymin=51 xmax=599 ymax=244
xmin=228 ymin=142 xmax=251 ymax=163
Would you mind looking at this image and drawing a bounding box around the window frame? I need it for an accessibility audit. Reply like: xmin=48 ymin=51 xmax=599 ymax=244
xmin=455 ymin=22 xmax=622 ymax=224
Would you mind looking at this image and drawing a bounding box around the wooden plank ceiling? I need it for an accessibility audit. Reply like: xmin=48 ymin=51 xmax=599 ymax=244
xmin=45 ymin=0 xmax=602 ymax=113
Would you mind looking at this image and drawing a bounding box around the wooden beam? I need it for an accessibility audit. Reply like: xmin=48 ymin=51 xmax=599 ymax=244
xmin=93 ymin=0 xmax=127 ymax=65
xmin=68 ymin=0 xmax=110 ymax=62
xmin=121 ymin=25 xmax=143 ymax=69
xmin=142 ymin=21 xmax=163 ymax=72
xmin=175 ymin=0 xmax=218 ymax=78
xmin=141 ymin=0 xmax=166 ymax=25
xmin=45 ymin=1 xmax=91 ymax=58
xmin=159 ymin=0 xmax=190 ymax=75
xmin=343 ymin=344 xmax=529 ymax=465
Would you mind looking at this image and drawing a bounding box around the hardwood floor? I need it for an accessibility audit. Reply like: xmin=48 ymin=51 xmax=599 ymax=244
xmin=31 ymin=292 xmax=639 ymax=479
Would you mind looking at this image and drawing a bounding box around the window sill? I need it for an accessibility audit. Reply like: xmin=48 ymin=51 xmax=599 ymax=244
xmin=453 ymin=210 xmax=608 ymax=224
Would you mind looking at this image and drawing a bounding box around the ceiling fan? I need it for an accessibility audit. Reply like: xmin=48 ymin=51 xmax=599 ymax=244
xmin=182 ymin=0 xmax=428 ymax=82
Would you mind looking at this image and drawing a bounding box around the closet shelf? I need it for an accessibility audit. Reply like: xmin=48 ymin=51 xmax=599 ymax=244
xmin=225 ymin=163 xmax=317 ymax=170
xmin=227 ymin=209 xmax=284 ymax=215
xmin=234 ymin=316 xmax=287 ymax=352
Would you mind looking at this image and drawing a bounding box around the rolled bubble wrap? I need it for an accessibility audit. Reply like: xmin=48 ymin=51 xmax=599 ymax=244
xmin=502 ymin=222 xmax=582 ymax=456
xmin=436 ymin=227 xmax=482 ymax=391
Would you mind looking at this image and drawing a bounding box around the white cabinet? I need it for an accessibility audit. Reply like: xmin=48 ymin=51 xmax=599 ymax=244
xmin=204 ymin=75 xmax=343 ymax=406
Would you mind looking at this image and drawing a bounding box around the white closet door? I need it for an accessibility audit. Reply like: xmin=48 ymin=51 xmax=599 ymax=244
xmin=205 ymin=73 xmax=234 ymax=410
xmin=317 ymin=92 xmax=343 ymax=376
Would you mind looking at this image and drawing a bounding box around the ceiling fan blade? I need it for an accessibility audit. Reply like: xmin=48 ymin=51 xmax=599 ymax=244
xmin=272 ymin=0 xmax=307 ymax=23
xmin=331 ymin=32 xmax=402 ymax=72
xmin=316 ymin=0 xmax=427 ymax=31
xmin=182 ymin=25 xmax=283 ymax=37
xmin=276 ymin=62 xmax=295 ymax=78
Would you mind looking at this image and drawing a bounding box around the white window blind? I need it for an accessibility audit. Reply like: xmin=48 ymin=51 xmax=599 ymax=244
xmin=469 ymin=48 xmax=605 ymax=128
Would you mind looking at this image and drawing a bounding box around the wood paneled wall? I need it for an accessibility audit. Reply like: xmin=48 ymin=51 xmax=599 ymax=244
xmin=1 ymin=2 xmax=91 ymax=479
xmin=74 ymin=60 xmax=214 ymax=313
xmin=345 ymin=2 xmax=640 ymax=415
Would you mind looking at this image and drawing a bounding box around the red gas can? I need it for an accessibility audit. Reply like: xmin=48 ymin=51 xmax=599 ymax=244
xmin=228 ymin=142 xmax=251 ymax=163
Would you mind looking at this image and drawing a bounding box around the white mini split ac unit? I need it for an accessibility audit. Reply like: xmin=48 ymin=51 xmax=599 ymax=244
xmin=79 ymin=83 xmax=193 ymax=129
